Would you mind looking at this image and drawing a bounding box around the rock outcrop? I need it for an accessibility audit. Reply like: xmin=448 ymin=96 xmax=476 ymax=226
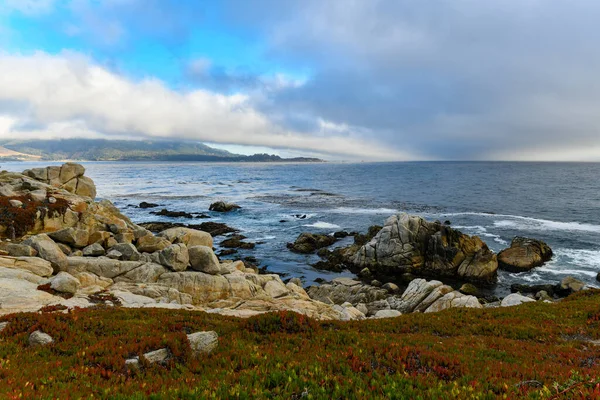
xmin=498 ymin=237 xmax=553 ymax=272
xmin=287 ymin=233 xmax=336 ymax=254
xmin=352 ymin=213 xmax=498 ymax=285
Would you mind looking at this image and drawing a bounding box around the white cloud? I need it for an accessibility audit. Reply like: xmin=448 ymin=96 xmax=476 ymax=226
xmin=0 ymin=51 xmax=406 ymax=160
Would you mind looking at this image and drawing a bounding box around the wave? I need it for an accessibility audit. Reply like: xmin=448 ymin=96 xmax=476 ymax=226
xmin=432 ymin=212 xmax=600 ymax=233
xmin=331 ymin=207 xmax=398 ymax=215
xmin=451 ymin=225 xmax=508 ymax=245
xmin=303 ymin=222 xmax=341 ymax=229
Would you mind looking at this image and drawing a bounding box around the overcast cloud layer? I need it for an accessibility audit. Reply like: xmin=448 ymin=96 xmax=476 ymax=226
xmin=1 ymin=0 xmax=600 ymax=160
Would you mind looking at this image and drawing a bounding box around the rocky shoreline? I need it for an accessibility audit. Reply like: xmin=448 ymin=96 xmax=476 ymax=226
xmin=0 ymin=163 xmax=591 ymax=321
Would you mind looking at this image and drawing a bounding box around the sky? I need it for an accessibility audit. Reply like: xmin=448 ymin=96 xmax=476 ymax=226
xmin=1 ymin=0 xmax=600 ymax=161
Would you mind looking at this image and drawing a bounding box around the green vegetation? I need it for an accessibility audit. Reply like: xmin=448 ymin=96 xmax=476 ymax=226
xmin=0 ymin=139 xmax=323 ymax=162
xmin=1 ymin=290 xmax=600 ymax=399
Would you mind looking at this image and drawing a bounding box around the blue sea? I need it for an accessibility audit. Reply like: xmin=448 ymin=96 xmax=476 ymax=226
xmin=5 ymin=161 xmax=600 ymax=295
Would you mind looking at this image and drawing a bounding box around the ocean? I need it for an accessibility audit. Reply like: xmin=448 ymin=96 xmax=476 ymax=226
xmin=4 ymin=161 xmax=600 ymax=295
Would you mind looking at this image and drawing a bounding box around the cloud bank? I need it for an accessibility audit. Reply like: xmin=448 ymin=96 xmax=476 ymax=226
xmin=2 ymin=1 xmax=600 ymax=160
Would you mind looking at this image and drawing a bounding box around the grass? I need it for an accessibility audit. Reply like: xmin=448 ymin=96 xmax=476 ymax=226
xmin=1 ymin=290 xmax=600 ymax=399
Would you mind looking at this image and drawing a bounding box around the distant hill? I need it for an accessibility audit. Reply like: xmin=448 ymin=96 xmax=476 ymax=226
xmin=0 ymin=139 xmax=323 ymax=162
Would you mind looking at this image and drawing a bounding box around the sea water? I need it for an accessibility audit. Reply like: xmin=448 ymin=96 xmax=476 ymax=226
xmin=5 ymin=161 xmax=600 ymax=295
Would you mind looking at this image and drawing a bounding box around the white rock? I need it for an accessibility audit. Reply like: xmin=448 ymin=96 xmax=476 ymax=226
xmin=9 ymin=199 xmax=22 ymax=208
xmin=187 ymin=331 xmax=218 ymax=355
xmin=0 ymin=321 xmax=8 ymax=332
xmin=373 ymin=309 xmax=402 ymax=319
xmin=143 ymin=348 xmax=170 ymax=364
xmin=424 ymin=291 xmax=482 ymax=313
xmin=29 ymin=330 xmax=54 ymax=346
xmin=501 ymin=293 xmax=536 ymax=307
xmin=264 ymin=280 xmax=289 ymax=298
xmin=50 ymin=272 xmax=80 ymax=294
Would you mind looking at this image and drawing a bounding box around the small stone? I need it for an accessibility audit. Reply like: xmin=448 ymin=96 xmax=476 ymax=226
xmin=143 ymin=348 xmax=170 ymax=364
xmin=106 ymin=250 xmax=122 ymax=259
xmin=9 ymin=200 xmax=22 ymax=208
xmin=29 ymin=330 xmax=54 ymax=347
xmin=0 ymin=322 xmax=8 ymax=332
xmin=382 ymin=282 xmax=400 ymax=293
xmin=187 ymin=331 xmax=218 ymax=356
xmin=459 ymin=283 xmax=480 ymax=297
xmin=106 ymin=237 xmax=118 ymax=249
xmin=371 ymin=280 xmax=382 ymax=287
xmin=359 ymin=268 xmax=372 ymax=278
xmin=125 ymin=357 xmax=140 ymax=371
xmin=48 ymin=197 xmax=57 ymax=204
xmin=82 ymin=243 xmax=105 ymax=257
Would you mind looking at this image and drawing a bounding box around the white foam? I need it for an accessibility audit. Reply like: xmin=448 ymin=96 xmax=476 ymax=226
xmin=331 ymin=207 xmax=398 ymax=215
xmin=438 ymin=212 xmax=600 ymax=233
xmin=303 ymin=222 xmax=342 ymax=229
xmin=450 ymin=225 xmax=509 ymax=245
xmin=553 ymin=248 xmax=600 ymax=269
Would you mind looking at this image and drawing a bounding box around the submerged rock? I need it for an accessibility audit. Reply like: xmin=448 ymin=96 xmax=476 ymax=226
xmin=287 ymin=233 xmax=336 ymax=254
xmin=498 ymin=237 xmax=553 ymax=272
xmin=209 ymin=201 xmax=241 ymax=212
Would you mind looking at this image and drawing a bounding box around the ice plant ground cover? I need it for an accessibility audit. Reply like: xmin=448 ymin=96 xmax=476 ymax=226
xmin=1 ymin=290 xmax=600 ymax=399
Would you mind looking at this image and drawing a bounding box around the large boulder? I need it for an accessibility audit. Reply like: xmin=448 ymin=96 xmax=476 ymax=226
xmin=386 ymin=279 xmax=443 ymax=313
xmin=352 ymin=213 xmax=498 ymax=285
xmin=157 ymin=227 xmax=213 ymax=248
xmin=158 ymin=244 xmax=189 ymax=272
xmin=22 ymin=234 xmax=68 ymax=272
xmin=424 ymin=291 xmax=482 ymax=313
xmin=187 ymin=331 xmax=218 ymax=356
xmin=188 ymin=245 xmax=221 ymax=275
xmin=50 ymin=271 xmax=80 ymax=294
xmin=498 ymin=237 xmax=553 ymax=272
xmin=136 ymin=235 xmax=171 ymax=253
xmin=0 ymin=255 xmax=53 ymax=277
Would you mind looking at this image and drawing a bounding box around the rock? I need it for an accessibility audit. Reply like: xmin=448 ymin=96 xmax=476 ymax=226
xmin=105 ymin=237 xmax=118 ymax=249
xmin=115 ymin=232 xmax=135 ymax=244
xmin=143 ymin=348 xmax=170 ymax=364
xmin=209 ymin=201 xmax=241 ymax=212
xmin=82 ymin=243 xmax=105 ymax=257
xmin=264 ymin=280 xmax=289 ymax=298
xmin=387 ymin=279 xmax=443 ymax=313
xmin=498 ymin=237 xmax=553 ymax=272
xmin=0 ymin=321 xmax=8 ymax=332
xmin=139 ymin=202 xmax=159 ymax=208
xmin=65 ymin=257 xmax=144 ymax=279
xmin=29 ymin=330 xmax=54 ymax=347
xmin=287 ymin=233 xmax=336 ymax=254
xmin=56 ymin=243 xmax=72 ymax=255
xmin=501 ymin=293 xmax=536 ymax=307
xmin=88 ymin=231 xmax=111 ymax=246
xmin=382 ymin=282 xmax=400 ymax=293
xmin=29 ymin=189 xmax=47 ymax=202
xmin=307 ymin=278 xmax=388 ymax=306
xmin=158 ymin=244 xmax=189 ymax=272
xmin=74 ymin=176 xmax=96 ymax=198
xmin=355 ymin=303 xmax=369 ymax=315
xmin=333 ymin=303 xmax=365 ymax=321
xmin=371 ymin=280 xmax=382 ymax=287
xmin=188 ymin=245 xmax=221 ymax=275
xmin=0 ymin=256 xmax=53 ymax=277
xmin=459 ymin=283 xmax=480 ymax=297
xmin=358 ymin=267 xmax=372 ymax=278
xmin=364 ymin=299 xmax=391 ymax=316
xmin=535 ymin=290 xmax=553 ymax=302
xmin=110 ymin=243 xmax=141 ymax=261
xmin=150 ymin=209 xmax=195 ymax=218
xmin=220 ymin=235 xmax=255 ymax=249
xmin=59 ymin=163 xmax=85 ymax=183
xmin=286 ymin=282 xmax=310 ymax=299
xmin=0 ymin=243 xmax=37 ymax=257
xmin=560 ymin=276 xmax=585 ymax=293
xmin=48 ymin=228 xmax=90 ymax=248
xmin=187 ymin=331 xmax=218 ymax=355
xmin=353 ymin=213 xmax=498 ymax=285
xmin=373 ymin=309 xmax=402 ymax=319
xmin=424 ymin=291 xmax=482 ymax=313
xmin=113 ymin=263 xmax=168 ymax=283
xmin=136 ymin=235 xmax=171 ymax=253
xmin=289 ymin=277 xmax=303 ymax=287
xmin=413 ymin=284 xmax=454 ymax=313
xmin=510 ymin=283 xmax=556 ymax=297
xmin=140 ymin=221 xmax=235 ymax=237
xmin=74 ymin=272 xmax=113 ymax=289
xmin=50 ymin=271 xmax=80 ymax=294
xmin=9 ymin=199 xmax=23 ymax=208
xmin=125 ymin=357 xmax=140 ymax=371
xmin=157 ymin=227 xmax=213 ymax=248
xmin=22 ymin=234 xmax=68 ymax=272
